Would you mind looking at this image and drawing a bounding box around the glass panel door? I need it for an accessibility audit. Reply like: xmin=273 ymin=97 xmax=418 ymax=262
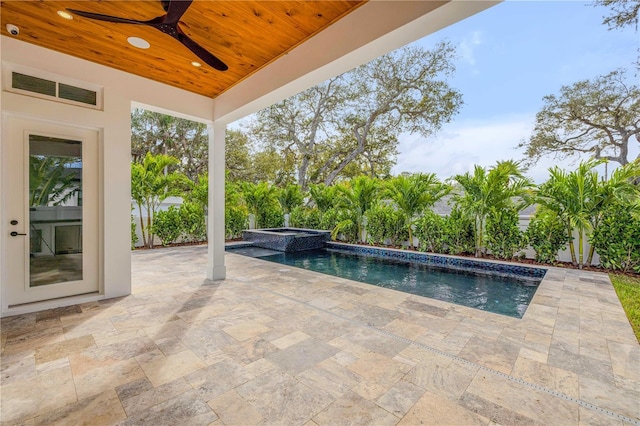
xmin=29 ymin=135 xmax=84 ymax=287
xmin=4 ymin=116 xmax=99 ymax=307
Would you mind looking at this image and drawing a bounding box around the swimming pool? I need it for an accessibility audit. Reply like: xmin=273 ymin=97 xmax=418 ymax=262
xmin=227 ymin=244 xmax=545 ymax=318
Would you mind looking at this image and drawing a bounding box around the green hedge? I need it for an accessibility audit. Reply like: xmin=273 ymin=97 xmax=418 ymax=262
xmin=592 ymin=202 xmax=640 ymax=273
xmin=525 ymin=208 xmax=568 ymax=264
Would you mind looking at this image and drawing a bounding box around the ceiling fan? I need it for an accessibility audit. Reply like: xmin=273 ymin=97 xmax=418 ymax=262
xmin=67 ymin=0 xmax=228 ymax=71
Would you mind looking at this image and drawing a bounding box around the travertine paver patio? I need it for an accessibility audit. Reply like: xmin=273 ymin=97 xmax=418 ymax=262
xmin=1 ymin=245 xmax=639 ymax=425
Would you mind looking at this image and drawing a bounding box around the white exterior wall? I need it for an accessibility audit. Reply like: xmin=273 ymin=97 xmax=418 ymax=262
xmin=0 ymin=37 xmax=215 ymax=316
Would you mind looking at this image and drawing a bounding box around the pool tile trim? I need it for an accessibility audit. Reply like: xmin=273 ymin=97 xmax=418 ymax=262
xmin=326 ymin=242 xmax=547 ymax=280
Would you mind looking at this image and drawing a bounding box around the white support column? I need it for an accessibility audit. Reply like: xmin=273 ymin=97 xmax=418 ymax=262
xmin=207 ymin=123 xmax=226 ymax=280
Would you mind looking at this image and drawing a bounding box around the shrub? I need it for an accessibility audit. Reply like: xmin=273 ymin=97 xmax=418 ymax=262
xmin=289 ymin=206 xmax=322 ymax=229
xmin=415 ymin=210 xmax=446 ymax=253
xmin=365 ymin=203 xmax=391 ymax=245
xmin=326 ymin=208 xmax=359 ymax=242
xmin=225 ymin=205 xmax=248 ymax=239
xmin=320 ymin=207 xmax=341 ymax=232
xmin=442 ymin=206 xmax=475 ymax=255
xmin=180 ymin=202 xmax=206 ymax=242
xmin=525 ymin=208 xmax=569 ymax=264
xmin=131 ymin=214 xmax=139 ymax=249
xmin=485 ymin=206 xmax=525 ymax=259
xmin=258 ymin=204 xmax=284 ymax=229
xmin=153 ymin=206 xmax=182 ymax=246
xmin=365 ymin=203 xmax=409 ymax=246
xmin=278 ymin=184 xmax=304 ymax=214
xmin=240 ymin=182 xmax=281 ymax=228
xmin=591 ymin=202 xmax=640 ymax=273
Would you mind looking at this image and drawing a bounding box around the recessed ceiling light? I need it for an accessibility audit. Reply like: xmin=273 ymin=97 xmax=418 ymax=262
xmin=57 ymin=10 xmax=73 ymax=20
xmin=191 ymin=61 xmax=202 ymax=67
xmin=127 ymin=37 xmax=150 ymax=49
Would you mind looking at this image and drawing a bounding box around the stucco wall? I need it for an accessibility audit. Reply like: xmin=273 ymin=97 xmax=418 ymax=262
xmin=0 ymin=37 xmax=214 ymax=315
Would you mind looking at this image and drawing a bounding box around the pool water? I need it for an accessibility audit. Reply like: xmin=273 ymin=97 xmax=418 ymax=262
xmin=232 ymin=247 xmax=540 ymax=318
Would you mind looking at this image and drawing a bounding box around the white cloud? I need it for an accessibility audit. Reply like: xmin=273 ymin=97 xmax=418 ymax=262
xmin=458 ymin=31 xmax=483 ymax=66
xmin=392 ymin=114 xmax=589 ymax=183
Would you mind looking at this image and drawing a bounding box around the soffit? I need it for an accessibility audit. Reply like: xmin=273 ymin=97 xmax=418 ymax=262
xmin=0 ymin=0 xmax=364 ymax=98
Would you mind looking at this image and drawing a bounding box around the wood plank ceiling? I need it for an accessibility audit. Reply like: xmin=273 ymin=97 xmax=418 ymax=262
xmin=1 ymin=0 xmax=365 ymax=98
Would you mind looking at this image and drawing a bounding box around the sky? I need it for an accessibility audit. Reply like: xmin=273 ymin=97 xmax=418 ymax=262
xmin=393 ymin=0 xmax=639 ymax=183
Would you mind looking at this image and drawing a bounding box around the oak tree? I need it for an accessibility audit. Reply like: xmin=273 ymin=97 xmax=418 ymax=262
xmin=520 ymin=70 xmax=640 ymax=166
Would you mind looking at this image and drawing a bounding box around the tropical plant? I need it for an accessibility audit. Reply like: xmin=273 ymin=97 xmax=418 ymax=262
xmin=525 ymin=207 xmax=569 ymax=264
xmin=240 ymin=182 xmax=283 ymax=229
xmin=308 ymin=183 xmax=339 ymax=213
xmin=591 ymin=199 xmax=640 ymax=273
xmin=329 ymin=208 xmax=359 ymax=243
xmin=535 ymin=162 xmax=595 ymax=268
xmin=414 ymin=210 xmax=446 ymax=253
xmin=585 ymin=160 xmax=640 ymax=264
xmin=260 ymin=205 xmax=285 ymax=228
xmin=225 ymin=205 xmax=248 ymax=239
xmin=184 ymin=173 xmax=208 ymax=213
xmin=180 ymin=201 xmax=207 ymax=242
xmin=153 ymin=206 xmax=183 ymax=246
xmin=289 ymin=206 xmax=322 ymax=229
xmin=278 ymin=184 xmax=305 ymax=215
xmin=131 ymin=211 xmax=139 ymax=249
xmin=451 ymin=160 xmax=532 ymax=257
xmin=225 ymin=181 xmax=248 ymax=239
xmin=131 ymin=152 xmax=188 ymax=248
xmin=383 ymin=173 xmax=449 ymax=249
xmin=536 ymin=159 xmax=639 ymax=268
xmin=365 ymin=202 xmax=408 ymax=246
xmin=441 ymin=206 xmax=476 ymax=255
xmin=321 ymin=208 xmax=347 ymax=238
xmin=485 ymin=206 xmax=525 ymax=260
xmin=334 ymin=176 xmax=380 ymax=242
xmin=29 ymin=156 xmax=80 ymax=207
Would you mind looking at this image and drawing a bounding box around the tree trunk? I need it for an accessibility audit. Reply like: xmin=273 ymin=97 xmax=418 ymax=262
xmin=146 ymin=212 xmax=153 ymax=249
xmin=586 ymin=244 xmax=595 ymax=266
xmin=138 ymin=204 xmax=146 ymax=248
xmin=567 ymin=225 xmax=577 ymax=265
xmin=298 ymin=155 xmax=310 ymax=192
xmin=578 ymin=230 xmax=584 ymax=269
xmin=324 ymin=123 xmax=370 ymax=185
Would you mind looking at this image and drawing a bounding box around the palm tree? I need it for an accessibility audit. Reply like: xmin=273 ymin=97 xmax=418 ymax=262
xmin=537 ymin=159 xmax=600 ymax=268
xmin=131 ymin=152 xmax=187 ymax=248
xmin=29 ymin=156 xmax=81 ymax=207
xmin=277 ymin=184 xmax=304 ymax=215
xmin=240 ymin=182 xmax=281 ymax=228
xmin=384 ymin=173 xmax=449 ymax=249
xmin=451 ymin=160 xmax=532 ymax=257
xmin=334 ymin=176 xmax=380 ymax=242
xmin=308 ymin=183 xmax=338 ymax=214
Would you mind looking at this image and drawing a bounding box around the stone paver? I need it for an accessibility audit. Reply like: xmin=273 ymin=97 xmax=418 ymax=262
xmin=1 ymin=245 xmax=638 ymax=425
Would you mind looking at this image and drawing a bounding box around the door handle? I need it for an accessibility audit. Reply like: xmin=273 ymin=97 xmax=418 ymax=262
xmin=10 ymin=231 xmax=27 ymax=237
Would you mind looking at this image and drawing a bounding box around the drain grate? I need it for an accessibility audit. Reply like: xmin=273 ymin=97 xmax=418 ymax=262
xmin=243 ymin=279 xmax=640 ymax=425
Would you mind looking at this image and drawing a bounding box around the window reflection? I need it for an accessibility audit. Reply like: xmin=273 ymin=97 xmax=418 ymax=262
xmin=29 ymin=135 xmax=83 ymax=287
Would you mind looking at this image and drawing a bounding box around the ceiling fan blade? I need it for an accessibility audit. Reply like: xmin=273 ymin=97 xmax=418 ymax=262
xmin=66 ymin=9 xmax=146 ymax=25
xmin=177 ymin=27 xmax=228 ymax=71
xmin=163 ymin=0 xmax=194 ymax=25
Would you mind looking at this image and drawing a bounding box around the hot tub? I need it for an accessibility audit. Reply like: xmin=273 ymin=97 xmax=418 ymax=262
xmin=242 ymin=228 xmax=331 ymax=252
